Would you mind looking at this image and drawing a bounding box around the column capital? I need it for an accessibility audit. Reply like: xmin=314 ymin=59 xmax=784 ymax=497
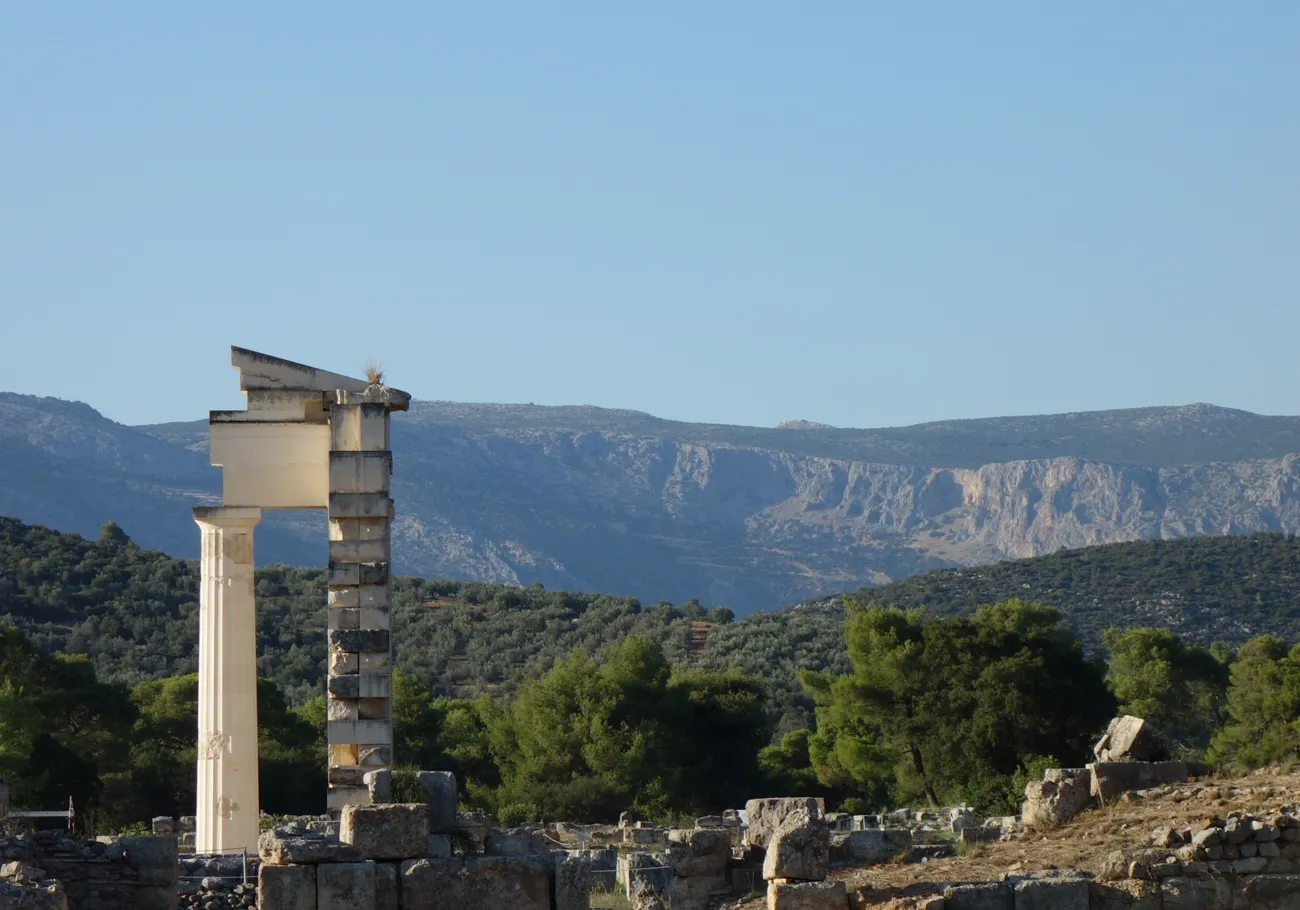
xmin=193 ymin=506 xmax=263 ymax=529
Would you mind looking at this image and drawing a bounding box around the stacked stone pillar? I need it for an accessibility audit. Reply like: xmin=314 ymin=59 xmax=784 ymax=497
xmin=193 ymin=506 xmax=263 ymax=853
xmin=326 ymin=394 xmax=398 ymax=810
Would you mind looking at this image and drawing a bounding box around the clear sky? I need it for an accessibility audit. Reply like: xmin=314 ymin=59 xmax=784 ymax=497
xmin=2 ymin=3 xmax=1297 ymax=429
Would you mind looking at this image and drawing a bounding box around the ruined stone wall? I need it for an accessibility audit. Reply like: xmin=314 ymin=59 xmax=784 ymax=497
xmin=10 ymin=831 xmax=178 ymax=910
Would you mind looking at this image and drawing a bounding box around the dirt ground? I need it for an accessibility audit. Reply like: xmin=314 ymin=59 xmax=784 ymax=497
xmin=725 ymin=766 xmax=1300 ymax=907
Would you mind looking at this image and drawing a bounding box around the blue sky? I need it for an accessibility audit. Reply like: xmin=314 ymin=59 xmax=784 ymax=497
xmin=2 ymin=3 xmax=1297 ymax=428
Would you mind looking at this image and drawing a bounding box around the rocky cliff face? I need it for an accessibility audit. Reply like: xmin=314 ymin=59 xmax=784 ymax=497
xmin=5 ymin=394 xmax=1300 ymax=613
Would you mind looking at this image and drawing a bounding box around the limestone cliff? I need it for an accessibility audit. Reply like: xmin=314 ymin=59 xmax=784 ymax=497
xmin=4 ymin=394 xmax=1300 ymax=613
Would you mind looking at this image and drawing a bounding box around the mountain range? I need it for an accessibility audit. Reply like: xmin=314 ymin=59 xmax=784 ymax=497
xmin=3 ymin=391 xmax=1300 ymax=613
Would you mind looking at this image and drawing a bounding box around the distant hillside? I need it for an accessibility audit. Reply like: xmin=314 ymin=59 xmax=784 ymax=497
xmin=5 ymin=517 xmax=1300 ymax=736
xmin=5 ymin=389 xmax=1300 ymax=614
xmin=865 ymin=532 xmax=1300 ymax=647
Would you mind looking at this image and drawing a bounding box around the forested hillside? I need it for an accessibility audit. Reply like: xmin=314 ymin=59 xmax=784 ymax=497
xmin=9 ymin=515 xmax=1300 ymax=827
xmin=0 ymin=516 xmax=845 ymax=730
xmin=4 ymin=517 xmax=1300 ymax=734
xmin=865 ymin=532 xmax=1300 ymax=646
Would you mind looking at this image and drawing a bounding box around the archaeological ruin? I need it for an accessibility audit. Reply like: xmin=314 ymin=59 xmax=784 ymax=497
xmin=194 ymin=347 xmax=409 ymax=852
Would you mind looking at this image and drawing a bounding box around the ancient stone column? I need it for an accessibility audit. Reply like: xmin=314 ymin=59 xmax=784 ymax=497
xmin=193 ymin=506 xmax=263 ymax=852
xmin=325 ymin=391 xmax=398 ymax=810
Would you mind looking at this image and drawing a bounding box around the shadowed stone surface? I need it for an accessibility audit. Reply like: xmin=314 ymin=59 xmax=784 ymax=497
xmin=766 ymin=879 xmax=847 ymax=910
xmin=258 ymin=864 xmax=316 ymax=910
xmin=400 ymin=857 xmax=551 ymax=910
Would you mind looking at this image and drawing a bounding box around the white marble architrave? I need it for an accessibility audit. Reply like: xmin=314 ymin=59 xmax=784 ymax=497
xmin=193 ymin=506 xmax=262 ymax=854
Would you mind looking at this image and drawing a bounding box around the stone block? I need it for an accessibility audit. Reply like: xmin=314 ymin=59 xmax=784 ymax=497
xmin=331 ymin=402 xmax=390 ymax=452
xmin=428 ymin=834 xmax=452 ymax=858
xmin=1242 ymin=875 xmax=1300 ymax=909
xmin=745 ymin=798 xmax=826 ymax=847
xmin=327 ymin=718 xmax=392 ymax=745
xmin=667 ymin=828 xmax=732 ymax=877
xmin=329 ymin=537 xmax=391 ymax=564
xmin=1012 ymin=876 xmax=1087 ymax=910
xmin=417 ymin=770 xmax=458 ymax=832
xmin=943 ymin=882 xmax=1012 ymax=910
xmin=617 ymin=853 xmax=673 ymax=895
xmin=150 ymin=816 xmax=175 ymax=836
xmin=258 ymin=864 xmax=316 ymax=910
xmin=1088 ymin=880 xmax=1162 ymax=910
xmin=1022 ymin=776 xmax=1095 ymax=828
xmin=766 ymin=879 xmax=848 ymax=910
xmin=669 ymin=873 xmax=728 ymax=910
xmin=329 ymin=452 xmax=392 ymax=494
xmin=328 ymin=561 xmax=389 ymax=587
xmin=329 ymin=650 xmax=360 ymax=674
xmin=120 ymin=835 xmax=178 ymax=876
xmin=764 ymin=823 xmax=830 ymax=881
xmin=329 ymin=492 xmax=394 ymax=519
xmin=400 ymin=857 xmax=551 ymax=910
xmin=556 ymin=853 xmax=594 ymax=910
xmin=341 ymin=804 xmax=429 ymax=860
xmin=329 ymin=629 xmax=391 ymax=654
xmin=329 ymin=765 xmax=366 ymax=787
xmin=357 ymin=672 xmax=392 ymax=698
xmin=485 ymin=833 xmax=550 ymax=856
xmin=327 ymin=784 xmax=371 ymax=812
xmin=1161 ymin=876 xmax=1232 ymax=910
xmin=1094 ymin=715 xmax=1170 ymax=763
xmin=364 ymin=768 xmax=391 ymax=804
xmin=834 ymin=829 xmax=913 ymax=865
xmin=259 ymin=824 xmax=363 ymax=865
xmin=1091 ymin=761 xmax=1189 ymax=801
xmin=318 ymin=861 xmax=376 ymax=910
xmin=375 ymin=862 xmax=400 ymax=910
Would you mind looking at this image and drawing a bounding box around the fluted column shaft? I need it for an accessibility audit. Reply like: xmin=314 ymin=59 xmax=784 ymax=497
xmin=193 ymin=506 xmax=262 ymax=853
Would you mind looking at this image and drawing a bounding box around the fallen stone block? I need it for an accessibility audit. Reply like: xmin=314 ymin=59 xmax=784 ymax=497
xmin=1022 ymin=775 xmax=1095 ymax=829
xmin=258 ymin=864 xmax=316 ymax=910
xmin=746 ymin=798 xmax=825 ymax=847
xmin=259 ymin=823 xmax=363 ymax=865
xmin=767 ymin=878 xmax=848 ymax=910
xmin=1091 ymin=761 xmax=1189 ymax=801
xmin=417 ymin=770 xmax=457 ymax=832
xmin=764 ymin=823 xmax=830 ymax=881
xmin=943 ymin=882 xmax=1012 ymax=910
xmin=400 ymin=856 xmax=551 ymax=910
xmin=1094 ymin=715 xmax=1170 ymax=763
xmin=340 ymin=803 xmax=429 ymax=860
xmin=318 ymin=861 xmax=376 ymax=910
